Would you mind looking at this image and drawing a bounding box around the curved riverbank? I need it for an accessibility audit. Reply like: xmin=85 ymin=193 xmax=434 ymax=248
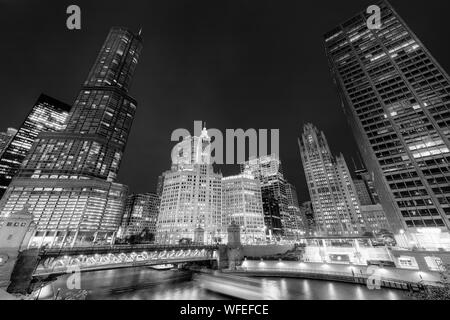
xmin=224 ymin=269 xmax=422 ymax=291
xmin=237 ymin=260 xmax=440 ymax=290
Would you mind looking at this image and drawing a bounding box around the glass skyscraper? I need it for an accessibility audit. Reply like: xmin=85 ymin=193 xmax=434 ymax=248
xmin=0 ymin=95 xmax=70 ymax=199
xmin=325 ymin=1 xmax=450 ymax=249
xmin=120 ymin=193 xmax=160 ymax=239
xmin=242 ymin=155 xmax=289 ymax=239
xmin=299 ymin=124 xmax=363 ymax=236
xmin=222 ymin=171 xmax=266 ymax=244
xmin=0 ymin=27 xmax=143 ymax=248
xmin=0 ymin=128 xmax=17 ymax=157
xmin=285 ymin=182 xmax=306 ymax=239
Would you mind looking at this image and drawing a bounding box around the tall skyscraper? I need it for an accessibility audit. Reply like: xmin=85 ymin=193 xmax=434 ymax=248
xmin=0 ymin=95 xmax=71 ymax=198
xmin=0 ymin=27 xmax=143 ymax=248
xmin=120 ymin=193 xmax=160 ymax=239
xmin=325 ymin=1 xmax=450 ymax=249
xmin=0 ymin=128 xmax=17 ymax=155
xmin=285 ymin=182 xmax=306 ymax=238
xmin=242 ymin=155 xmax=289 ymax=239
xmin=222 ymin=171 xmax=266 ymax=244
xmin=299 ymin=124 xmax=363 ymax=236
xmin=156 ymin=129 xmax=224 ymax=244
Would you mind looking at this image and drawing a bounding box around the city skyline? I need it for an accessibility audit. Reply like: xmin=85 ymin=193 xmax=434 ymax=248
xmin=2 ymin=0 xmax=450 ymax=303
xmin=2 ymin=1 xmax=450 ymax=203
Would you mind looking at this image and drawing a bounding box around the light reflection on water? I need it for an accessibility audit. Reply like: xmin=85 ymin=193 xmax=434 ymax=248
xmin=42 ymin=267 xmax=411 ymax=300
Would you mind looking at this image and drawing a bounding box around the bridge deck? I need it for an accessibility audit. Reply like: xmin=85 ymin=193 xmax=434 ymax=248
xmin=33 ymin=256 xmax=216 ymax=277
xmin=38 ymin=244 xmax=219 ymax=257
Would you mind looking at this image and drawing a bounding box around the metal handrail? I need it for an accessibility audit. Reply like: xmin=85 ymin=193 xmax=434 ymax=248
xmin=237 ymin=266 xmax=429 ymax=287
xmin=39 ymin=243 xmax=219 ymax=256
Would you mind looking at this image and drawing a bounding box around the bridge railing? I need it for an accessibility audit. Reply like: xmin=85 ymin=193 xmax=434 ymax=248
xmin=40 ymin=244 xmax=218 ymax=256
xmin=34 ymin=255 xmax=216 ymax=276
xmin=38 ymin=243 xmax=219 ymax=257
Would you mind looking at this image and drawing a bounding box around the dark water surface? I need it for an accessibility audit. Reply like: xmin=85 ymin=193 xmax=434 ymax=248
xmin=39 ymin=267 xmax=411 ymax=300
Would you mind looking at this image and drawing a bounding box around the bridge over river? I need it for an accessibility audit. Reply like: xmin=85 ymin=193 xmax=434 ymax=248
xmin=6 ymin=244 xmax=225 ymax=294
xmin=34 ymin=244 xmax=219 ymax=276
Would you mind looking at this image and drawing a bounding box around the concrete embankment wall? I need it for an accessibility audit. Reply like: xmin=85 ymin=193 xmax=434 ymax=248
xmin=242 ymin=244 xmax=295 ymax=257
xmin=238 ymin=260 xmax=441 ymax=285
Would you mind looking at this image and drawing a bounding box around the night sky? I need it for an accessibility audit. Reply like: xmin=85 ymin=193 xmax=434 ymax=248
xmin=1 ymin=0 xmax=449 ymax=202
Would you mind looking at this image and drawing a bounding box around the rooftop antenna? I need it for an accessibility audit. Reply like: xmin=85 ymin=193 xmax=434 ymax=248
xmin=351 ymin=157 xmax=358 ymax=172
xmin=138 ymin=27 xmax=143 ymax=36
xmin=357 ymin=152 xmax=365 ymax=170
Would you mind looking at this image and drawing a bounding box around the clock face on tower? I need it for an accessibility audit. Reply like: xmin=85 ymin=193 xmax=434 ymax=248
xmin=0 ymin=254 xmax=9 ymax=266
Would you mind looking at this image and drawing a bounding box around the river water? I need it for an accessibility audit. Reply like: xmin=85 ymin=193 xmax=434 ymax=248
xmin=37 ymin=267 xmax=411 ymax=300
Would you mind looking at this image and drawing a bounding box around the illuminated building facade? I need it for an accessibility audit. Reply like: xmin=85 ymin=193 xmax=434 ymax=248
xmin=0 ymin=95 xmax=70 ymax=198
xmin=222 ymin=172 xmax=266 ymax=244
xmin=242 ymin=155 xmax=289 ymax=238
xmin=285 ymin=182 xmax=306 ymax=239
xmin=360 ymin=204 xmax=391 ymax=233
xmin=156 ymin=129 xmax=224 ymax=244
xmin=121 ymin=193 xmax=160 ymax=238
xmin=325 ymin=0 xmax=450 ymax=249
xmin=0 ymin=27 xmax=143 ymax=247
xmin=299 ymin=124 xmax=363 ymax=236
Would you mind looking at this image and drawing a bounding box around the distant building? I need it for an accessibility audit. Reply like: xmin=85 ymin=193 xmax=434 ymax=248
xmin=0 ymin=95 xmax=71 ymax=198
xmin=222 ymin=171 xmax=266 ymax=244
xmin=156 ymin=128 xmax=224 ymax=244
xmin=0 ymin=128 xmax=17 ymax=156
xmin=360 ymin=204 xmax=391 ymax=233
xmin=242 ymin=155 xmax=289 ymax=239
xmin=353 ymin=178 xmax=374 ymax=206
xmin=300 ymin=201 xmax=315 ymax=234
xmin=299 ymin=124 xmax=363 ymax=236
xmin=285 ymin=182 xmax=306 ymax=238
xmin=121 ymin=193 xmax=160 ymax=239
xmin=353 ymin=168 xmax=391 ymax=232
xmin=325 ymin=0 xmax=450 ymax=249
xmin=353 ymin=169 xmax=380 ymax=205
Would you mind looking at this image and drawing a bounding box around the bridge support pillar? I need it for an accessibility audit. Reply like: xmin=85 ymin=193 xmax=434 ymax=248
xmin=0 ymin=207 xmax=37 ymax=293
xmin=216 ymin=222 xmax=244 ymax=270
xmin=7 ymin=249 xmax=41 ymax=294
